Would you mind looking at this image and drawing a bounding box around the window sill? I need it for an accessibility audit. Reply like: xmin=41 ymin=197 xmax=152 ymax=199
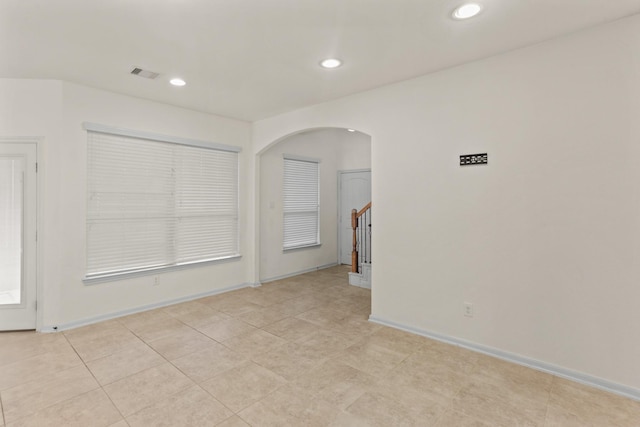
xmin=283 ymin=243 xmax=322 ymax=253
xmin=83 ymin=254 xmax=242 ymax=285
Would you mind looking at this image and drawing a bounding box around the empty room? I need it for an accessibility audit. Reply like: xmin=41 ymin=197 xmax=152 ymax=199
xmin=1 ymin=1 xmax=639 ymax=426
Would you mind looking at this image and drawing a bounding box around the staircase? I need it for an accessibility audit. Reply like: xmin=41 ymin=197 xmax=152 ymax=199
xmin=348 ymin=202 xmax=371 ymax=289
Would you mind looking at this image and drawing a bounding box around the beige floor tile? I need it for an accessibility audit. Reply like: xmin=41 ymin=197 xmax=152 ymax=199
xmin=236 ymin=306 xmax=289 ymax=328
xmin=262 ymin=317 xmax=321 ymax=342
xmin=147 ymin=327 xmax=217 ymax=360
xmin=328 ymin=411 xmax=372 ymax=427
xmin=365 ymin=326 xmax=429 ymax=355
xmin=201 ymin=362 xmax=286 ymax=412
xmin=472 ymin=354 xmax=552 ymax=389
xmin=451 ymin=385 xmax=547 ymax=427
xmin=117 ymin=310 xmax=174 ymax=336
xmin=543 ymin=404 xmax=595 ymax=427
xmin=161 ymin=300 xmax=209 ymax=318
xmin=295 ymin=306 xmax=350 ymax=327
xmin=239 ymin=384 xmax=341 ymax=427
xmin=265 ymin=297 xmax=326 ymax=318
xmin=236 ymin=392 xmax=300 ymax=426
xmin=196 ymin=318 xmax=257 ymax=342
xmin=547 ymin=377 xmax=640 ymax=427
xmin=103 ymin=363 xmax=193 ymax=417
xmin=0 ymin=332 xmax=70 ymax=367
xmin=0 ymin=344 xmax=82 ymax=391
xmin=171 ymin=343 xmax=247 ymax=383
xmin=65 ymin=325 xmax=143 ymax=362
xmin=404 ymin=346 xmax=478 ymax=378
xmin=126 ymin=316 xmax=193 ymax=343
xmin=336 ymin=340 xmax=407 ymax=378
xmin=296 ymin=329 xmax=358 ymax=358
xmin=2 ymin=365 xmax=99 ymax=424
xmin=222 ymin=329 xmax=287 ymax=357
xmin=382 ymin=354 xmax=469 ymax=404
xmin=433 ymin=409 xmax=491 ymax=427
xmin=251 ymin=342 xmax=325 ymax=381
xmin=166 ymin=305 xmax=231 ymax=329
xmin=63 ymin=319 xmax=123 ymax=340
xmin=3 ymin=269 xmax=636 ymax=427
xmin=216 ymin=416 xmax=250 ymax=427
xmin=6 ymin=389 xmax=122 ymax=427
xmin=346 ymin=390 xmax=445 ymax=427
xmin=86 ymin=341 xmax=165 ymax=386
xmin=202 ymin=294 xmax=263 ymax=316
xmin=325 ymin=313 xmax=382 ymax=340
xmin=126 ymin=385 xmax=233 ymax=427
xmin=462 ymin=368 xmax=551 ymax=408
xmin=292 ymin=359 xmax=376 ymax=409
xmin=273 ymin=296 xmax=320 ymax=313
xmin=240 ymin=288 xmax=293 ymax=307
xmin=330 ymin=297 xmax=370 ymax=314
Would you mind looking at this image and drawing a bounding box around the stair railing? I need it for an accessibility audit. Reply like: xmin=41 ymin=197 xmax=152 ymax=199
xmin=351 ymin=202 xmax=372 ymax=273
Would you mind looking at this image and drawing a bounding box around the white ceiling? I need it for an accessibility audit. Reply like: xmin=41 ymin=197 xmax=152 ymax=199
xmin=2 ymin=1 xmax=639 ymax=122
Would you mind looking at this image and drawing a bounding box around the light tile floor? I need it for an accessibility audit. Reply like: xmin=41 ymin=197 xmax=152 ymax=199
xmin=1 ymin=266 xmax=639 ymax=426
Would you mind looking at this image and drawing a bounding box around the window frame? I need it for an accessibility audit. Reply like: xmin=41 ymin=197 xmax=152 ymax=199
xmin=82 ymin=122 xmax=241 ymax=284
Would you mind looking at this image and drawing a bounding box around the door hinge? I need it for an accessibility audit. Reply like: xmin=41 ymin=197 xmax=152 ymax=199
xmin=34 ymin=300 xmax=37 ymax=310
xmin=35 ymin=162 xmax=38 ymax=173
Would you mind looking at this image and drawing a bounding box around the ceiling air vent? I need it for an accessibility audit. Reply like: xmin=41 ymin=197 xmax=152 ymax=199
xmin=130 ymin=67 xmax=160 ymax=79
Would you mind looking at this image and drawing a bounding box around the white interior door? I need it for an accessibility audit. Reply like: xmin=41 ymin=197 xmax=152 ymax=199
xmin=339 ymin=170 xmax=371 ymax=265
xmin=0 ymin=142 xmax=37 ymax=331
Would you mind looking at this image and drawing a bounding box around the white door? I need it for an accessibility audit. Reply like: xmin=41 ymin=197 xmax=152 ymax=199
xmin=339 ymin=170 xmax=371 ymax=265
xmin=0 ymin=143 xmax=37 ymax=330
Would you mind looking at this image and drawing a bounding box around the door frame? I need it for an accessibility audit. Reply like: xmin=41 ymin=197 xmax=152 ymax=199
xmin=337 ymin=168 xmax=371 ymax=266
xmin=0 ymin=137 xmax=42 ymax=331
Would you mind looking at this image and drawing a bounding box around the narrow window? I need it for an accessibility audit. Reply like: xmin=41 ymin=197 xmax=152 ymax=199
xmin=283 ymin=155 xmax=320 ymax=250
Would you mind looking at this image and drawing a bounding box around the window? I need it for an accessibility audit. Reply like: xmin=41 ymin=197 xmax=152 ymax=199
xmin=283 ymin=155 xmax=320 ymax=250
xmin=84 ymin=123 xmax=240 ymax=282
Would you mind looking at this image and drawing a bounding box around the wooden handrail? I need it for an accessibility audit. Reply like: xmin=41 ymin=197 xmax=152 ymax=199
xmin=355 ymin=202 xmax=372 ymax=219
xmin=351 ymin=202 xmax=372 ymax=273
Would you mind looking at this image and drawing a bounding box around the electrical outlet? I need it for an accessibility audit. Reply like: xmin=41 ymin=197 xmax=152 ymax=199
xmin=464 ymin=302 xmax=473 ymax=317
xmin=153 ymin=276 xmax=160 ymax=286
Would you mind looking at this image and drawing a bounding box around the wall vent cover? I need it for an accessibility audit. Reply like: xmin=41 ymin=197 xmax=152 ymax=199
xmin=130 ymin=67 xmax=160 ymax=79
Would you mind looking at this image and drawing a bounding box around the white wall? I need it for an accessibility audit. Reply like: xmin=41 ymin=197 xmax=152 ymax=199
xmin=259 ymin=128 xmax=370 ymax=281
xmin=252 ymin=15 xmax=640 ymax=393
xmin=0 ymin=79 xmax=253 ymax=328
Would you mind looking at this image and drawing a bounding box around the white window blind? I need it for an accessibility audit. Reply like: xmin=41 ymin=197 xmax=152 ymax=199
xmin=86 ymin=126 xmax=239 ymax=280
xmin=283 ymin=156 xmax=319 ymax=249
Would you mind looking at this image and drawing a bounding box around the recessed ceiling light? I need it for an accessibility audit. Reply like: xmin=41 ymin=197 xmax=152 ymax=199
xmin=320 ymin=58 xmax=342 ymax=69
xmin=452 ymin=3 xmax=482 ymax=20
xmin=170 ymin=78 xmax=186 ymax=87
xmin=347 ymin=129 xmax=355 ymax=132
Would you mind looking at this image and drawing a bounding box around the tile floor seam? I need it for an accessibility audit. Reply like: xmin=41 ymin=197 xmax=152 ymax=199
xmin=196 ymin=382 xmax=240 ymax=417
xmin=4 ymin=370 xmax=104 ymax=425
xmin=540 ymin=381 xmax=554 ymax=427
xmin=62 ymin=331 xmax=128 ymax=425
xmin=123 ymin=382 xmax=212 ymax=425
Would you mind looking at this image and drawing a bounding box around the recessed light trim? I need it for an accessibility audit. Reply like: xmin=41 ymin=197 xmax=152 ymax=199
xmin=320 ymin=58 xmax=342 ymax=69
xmin=347 ymin=129 xmax=356 ymax=132
xmin=452 ymin=3 xmax=482 ymax=20
xmin=170 ymin=78 xmax=186 ymax=87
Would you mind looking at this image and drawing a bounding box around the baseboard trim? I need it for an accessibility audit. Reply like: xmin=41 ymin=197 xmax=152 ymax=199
xmin=259 ymin=262 xmax=339 ymax=284
xmin=369 ymin=315 xmax=640 ymax=402
xmin=40 ymin=282 xmax=253 ymax=333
